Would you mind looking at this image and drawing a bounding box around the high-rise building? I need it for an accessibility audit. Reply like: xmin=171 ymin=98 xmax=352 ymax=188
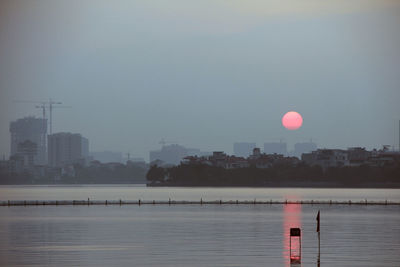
xmin=16 ymin=140 xmax=37 ymax=170
xmin=81 ymin=137 xmax=89 ymax=158
xmin=10 ymin=117 xmax=47 ymax=165
xmin=264 ymin=142 xmax=287 ymax=155
xmin=48 ymin=132 xmax=89 ymax=167
xmin=294 ymin=142 xmax=317 ymax=158
xmin=233 ymin=142 xmax=256 ymax=158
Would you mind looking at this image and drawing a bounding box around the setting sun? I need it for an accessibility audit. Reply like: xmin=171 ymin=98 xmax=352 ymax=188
xmin=282 ymin=111 xmax=303 ymax=130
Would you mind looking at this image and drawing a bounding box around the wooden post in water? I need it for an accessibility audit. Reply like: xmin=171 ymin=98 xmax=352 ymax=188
xmin=316 ymin=210 xmax=321 ymax=266
xmin=318 ymin=230 xmax=321 ymax=267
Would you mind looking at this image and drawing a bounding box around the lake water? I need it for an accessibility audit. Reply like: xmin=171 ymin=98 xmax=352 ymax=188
xmin=0 ymin=185 xmax=399 ymax=266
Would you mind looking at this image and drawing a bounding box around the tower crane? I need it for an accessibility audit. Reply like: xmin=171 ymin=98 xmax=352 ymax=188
xmin=14 ymin=99 xmax=71 ymax=134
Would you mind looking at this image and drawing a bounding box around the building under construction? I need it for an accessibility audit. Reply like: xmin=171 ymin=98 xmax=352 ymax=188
xmin=9 ymin=117 xmax=47 ymax=165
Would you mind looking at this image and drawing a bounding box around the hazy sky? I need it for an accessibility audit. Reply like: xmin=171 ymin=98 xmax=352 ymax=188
xmin=1 ymin=0 xmax=400 ymax=160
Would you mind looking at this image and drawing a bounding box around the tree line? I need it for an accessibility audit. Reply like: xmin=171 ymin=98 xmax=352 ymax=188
xmin=146 ymin=162 xmax=400 ymax=188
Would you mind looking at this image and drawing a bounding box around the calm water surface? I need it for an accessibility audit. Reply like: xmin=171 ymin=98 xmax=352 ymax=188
xmin=0 ymin=186 xmax=399 ymax=267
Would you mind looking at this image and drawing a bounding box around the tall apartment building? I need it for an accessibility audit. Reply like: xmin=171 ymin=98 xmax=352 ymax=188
xmin=10 ymin=117 xmax=47 ymax=165
xmin=233 ymin=142 xmax=256 ymax=158
xmin=48 ymin=132 xmax=89 ymax=167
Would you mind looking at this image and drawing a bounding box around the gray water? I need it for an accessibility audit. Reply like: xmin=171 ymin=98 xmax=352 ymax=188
xmin=1 ymin=185 xmax=399 ymax=202
xmin=0 ymin=186 xmax=399 ymax=267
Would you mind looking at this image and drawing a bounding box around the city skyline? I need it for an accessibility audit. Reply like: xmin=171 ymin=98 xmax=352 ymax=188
xmin=2 ymin=114 xmax=400 ymax=162
xmin=4 ymin=115 xmax=399 ymax=166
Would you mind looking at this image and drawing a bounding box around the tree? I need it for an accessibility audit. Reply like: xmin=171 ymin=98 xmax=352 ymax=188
xmin=146 ymin=165 xmax=165 ymax=183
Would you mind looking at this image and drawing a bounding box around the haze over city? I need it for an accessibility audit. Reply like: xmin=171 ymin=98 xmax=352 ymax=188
xmin=1 ymin=0 xmax=400 ymax=160
xmin=1 ymin=2 xmax=400 ymax=267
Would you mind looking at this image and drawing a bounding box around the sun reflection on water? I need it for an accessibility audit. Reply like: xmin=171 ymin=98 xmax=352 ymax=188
xmin=283 ymin=199 xmax=302 ymax=267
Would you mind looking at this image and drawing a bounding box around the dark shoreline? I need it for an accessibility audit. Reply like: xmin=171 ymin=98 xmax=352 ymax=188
xmin=147 ymin=183 xmax=400 ymax=189
xmin=0 ymin=182 xmax=399 ymax=189
xmin=146 ymin=163 xmax=400 ymax=189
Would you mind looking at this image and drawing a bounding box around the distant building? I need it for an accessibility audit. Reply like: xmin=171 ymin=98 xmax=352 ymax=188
xmin=302 ymin=149 xmax=349 ymax=168
xmin=301 ymin=147 xmax=400 ymax=169
xmin=199 ymin=151 xmax=213 ymax=157
xmin=16 ymin=140 xmax=37 ymax=170
xmin=130 ymin=157 xmax=145 ymax=162
xmin=347 ymin=147 xmax=370 ymax=166
xmin=264 ymin=142 xmax=287 ymax=156
xmin=225 ymin=156 xmax=249 ymax=169
xmin=10 ymin=117 xmax=47 ymax=165
xmin=127 ymin=158 xmax=148 ymax=169
xmin=48 ymin=132 xmax=89 ymax=167
xmin=186 ymin=148 xmax=202 ymax=157
xmin=233 ymin=142 xmax=256 ymax=158
xmin=150 ymin=159 xmax=164 ymax=167
xmin=252 ymin=147 xmax=261 ymax=158
xmin=150 ymin=144 xmax=203 ymax=166
xmin=90 ymin=151 xmax=123 ymax=163
xmin=294 ymin=142 xmax=317 ymax=158
xmin=81 ymin=137 xmax=89 ymax=158
xmin=150 ymin=144 xmax=187 ymax=166
xmin=183 ymin=149 xmax=299 ymax=170
xmin=368 ymin=148 xmax=400 ymax=167
xmin=210 ymin=151 xmax=227 ymax=168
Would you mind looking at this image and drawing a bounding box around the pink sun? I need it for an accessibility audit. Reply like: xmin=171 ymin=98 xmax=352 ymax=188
xmin=282 ymin=111 xmax=303 ymax=130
